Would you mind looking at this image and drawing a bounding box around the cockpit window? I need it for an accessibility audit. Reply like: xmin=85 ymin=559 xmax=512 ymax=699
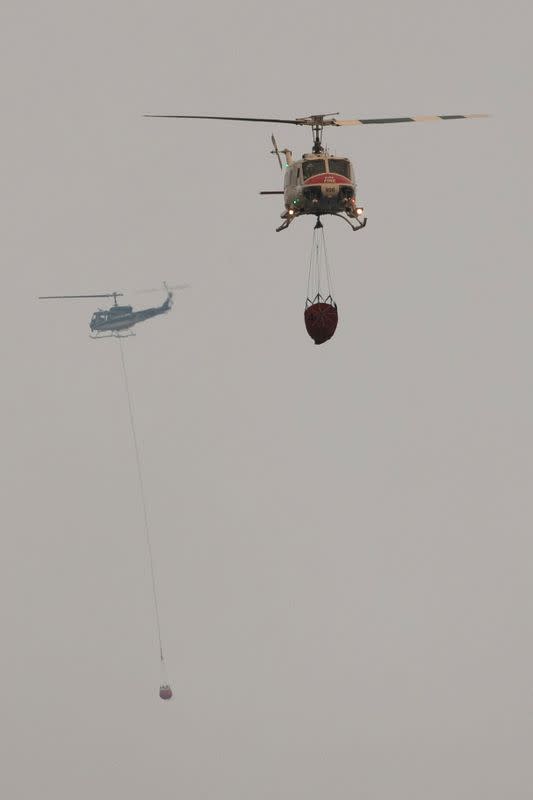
xmin=302 ymin=160 xmax=326 ymax=180
xmin=328 ymin=159 xmax=351 ymax=178
xmin=110 ymin=305 xmax=132 ymax=314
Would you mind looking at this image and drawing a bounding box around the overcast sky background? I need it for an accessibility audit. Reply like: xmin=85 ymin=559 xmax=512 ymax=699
xmin=1 ymin=1 xmax=532 ymax=798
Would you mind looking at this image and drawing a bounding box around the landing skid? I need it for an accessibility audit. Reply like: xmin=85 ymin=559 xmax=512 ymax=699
xmin=332 ymin=213 xmax=367 ymax=231
xmin=90 ymin=330 xmax=136 ymax=339
xmin=276 ymin=211 xmax=367 ymax=232
xmin=276 ymin=213 xmax=298 ymax=232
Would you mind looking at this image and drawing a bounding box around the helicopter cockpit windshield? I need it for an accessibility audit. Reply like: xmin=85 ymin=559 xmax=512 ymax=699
xmin=109 ymin=305 xmax=133 ymax=315
xmin=90 ymin=311 xmax=106 ymax=331
xmin=328 ymin=158 xmax=351 ymax=178
xmin=302 ymin=159 xmax=326 ymax=180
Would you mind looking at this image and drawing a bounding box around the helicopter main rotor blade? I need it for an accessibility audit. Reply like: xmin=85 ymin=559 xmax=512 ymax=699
xmin=335 ymin=113 xmax=489 ymax=126
xmin=38 ymin=293 xmax=124 ymax=300
xmin=144 ymin=114 xmax=300 ymax=124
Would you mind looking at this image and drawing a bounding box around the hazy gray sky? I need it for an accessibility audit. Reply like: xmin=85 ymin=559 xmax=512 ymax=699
xmin=1 ymin=1 xmax=532 ymax=798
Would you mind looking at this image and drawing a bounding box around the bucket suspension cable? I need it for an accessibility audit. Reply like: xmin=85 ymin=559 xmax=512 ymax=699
xmin=306 ymin=225 xmax=320 ymax=301
xmin=304 ymin=219 xmax=339 ymax=345
xmin=320 ymin=224 xmax=335 ymax=302
xmin=118 ymin=339 xmax=167 ymax=671
xmin=307 ymin=219 xmax=334 ymax=304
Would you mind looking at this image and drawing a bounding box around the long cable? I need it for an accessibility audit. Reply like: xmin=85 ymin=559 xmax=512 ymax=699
xmin=118 ymin=338 xmax=165 ymax=665
xmin=321 ymin=226 xmax=335 ymax=300
xmin=307 ymin=227 xmax=320 ymax=300
xmin=306 ymin=228 xmax=314 ymax=299
xmin=307 ymin=223 xmax=334 ymax=302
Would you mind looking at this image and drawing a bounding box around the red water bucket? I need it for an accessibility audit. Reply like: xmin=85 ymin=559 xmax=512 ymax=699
xmin=159 ymin=684 xmax=173 ymax=700
xmin=304 ymin=298 xmax=338 ymax=344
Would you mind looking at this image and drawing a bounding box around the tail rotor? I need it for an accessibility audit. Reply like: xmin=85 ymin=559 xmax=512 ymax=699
xmin=136 ymin=282 xmax=190 ymax=295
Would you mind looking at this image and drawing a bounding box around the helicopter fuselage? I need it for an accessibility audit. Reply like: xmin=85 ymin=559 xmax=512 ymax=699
xmin=283 ymin=153 xmax=361 ymax=217
xmin=262 ymin=151 xmax=366 ymax=231
xmin=90 ymin=296 xmax=172 ymax=335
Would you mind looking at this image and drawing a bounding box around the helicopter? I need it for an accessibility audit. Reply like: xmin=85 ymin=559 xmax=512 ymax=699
xmin=144 ymin=112 xmax=488 ymax=232
xmin=39 ymin=284 xmax=186 ymax=337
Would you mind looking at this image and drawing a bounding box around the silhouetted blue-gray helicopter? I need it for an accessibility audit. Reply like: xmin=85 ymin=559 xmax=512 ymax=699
xmin=39 ymin=283 xmax=187 ymax=337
